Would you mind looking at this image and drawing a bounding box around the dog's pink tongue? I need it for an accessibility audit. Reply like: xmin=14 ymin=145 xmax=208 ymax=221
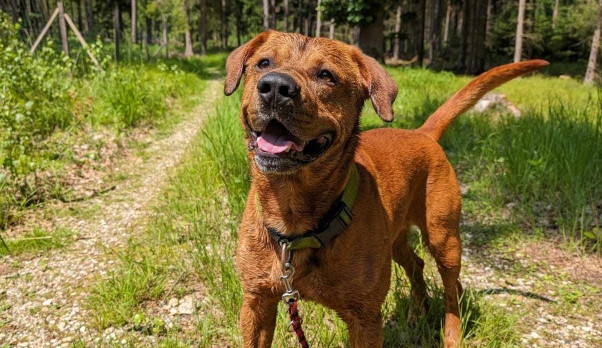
xmin=257 ymin=122 xmax=304 ymax=154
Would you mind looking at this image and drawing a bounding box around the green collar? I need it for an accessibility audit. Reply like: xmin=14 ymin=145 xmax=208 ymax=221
xmin=258 ymin=165 xmax=359 ymax=250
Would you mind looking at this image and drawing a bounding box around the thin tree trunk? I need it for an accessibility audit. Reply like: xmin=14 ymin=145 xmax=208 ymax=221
xmin=199 ymin=0 xmax=207 ymax=54
xmin=146 ymin=14 xmax=152 ymax=45
xmin=184 ymin=0 xmax=193 ymax=56
xmin=81 ymin=0 xmax=89 ymax=32
xmin=113 ymin=1 xmax=120 ymax=61
xmin=131 ymin=0 xmax=136 ymax=43
xmin=329 ymin=18 xmax=334 ymax=39
xmin=284 ymin=0 xmax=289 ymax=32
xmin=417 ymin=0 xmax=425 ymax=66
xmin=315 ymin=0 xmax=322 ymax=37
xmin=584 ymin=0 xmax=602 ymax=84
xmin=263 ymin=0 xmax=269 ymax=29
xmin=443 ymin=0 xmax=451 ymax=44
xmin=58 ymin=1 xmax=69 ymax=56
xmin=393 ymin=2 xmax=402 ymax=60
xmin=86 ymin=0 xmax=94 ymax=33
xmin=220 ymin=0 xmax=227 ymax=49
xmin=552 ymin=0 xmax=559 ymax=29
xmin=486 ymin=0 xmax=492 ymax=44
xmin=429 ymin=0 xmax=441 ymax=64
xmin=161 ymin=13 xmax=168 ymax=58
xmin=235 ymin=0 xmax=242 ymax=45
xmin=270 ymin=0 xmax=276 ymax=29
xmin=514 ymin=0 xmax=526 ymax=62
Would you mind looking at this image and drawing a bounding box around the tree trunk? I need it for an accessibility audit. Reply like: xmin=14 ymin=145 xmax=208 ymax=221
xmin=514 ymin=0 xmax=526 ymax=62
xmin=184 ymin=0 xmax=193 ymax=57
xmin=417 ymin=0 xmax=425 ymax=66
xmin=359 ymin=2 xmax=385 ymax=61
xmin=584 ymin=0 xmax=602 ymax=84
xmin=146 ymin=14 xmax=152 ymax=45
xmin=429 ymin=0 xmax=441 ymax=64
xmin=284 ymin=0 xmax=289 ymax=32
xmin=329 ymin=18 xmax=334 ymax=39
xmin=263 ymin=0 xmax=269 ymax=29
xmin=76 ymin=0 xmax=83 ymax=30
xmin=58 ymin=1 xmax=69 ymax=56
xmin=220 ymin=0 xmax=227 ymax=49
xmin=552 ymin=0 xmax=559 ymax=29
xmin=393 ymin=2 xmax=402 ymax=60
xmin=113 ymin=1 xmax=121 ymax=61
xmin=199 ymin=0 xmax=207 ymax=54
xmin=85 ymin=0 xmax=94 ymax=33
xmin=316 ymin=0 xmax=322 ymax=37
xmin=443 ymin=0 xmax=452 ymax=44
xmin=235 ymin=0 xmax=242 ymax=45
xmin=131 ymin=0 xmax=136 ymax=43
xmin=465 ymin=0 xmax=487 ymax=74
xmin=270 ymin=0 xmax=276 ymax=29
xmin=456 ymin=0 xmax=468 ymax=70
xmin=161 ymin=13 xmax=168 ymax=58
xmin=486 ymin=0 xmax=492 ymax=44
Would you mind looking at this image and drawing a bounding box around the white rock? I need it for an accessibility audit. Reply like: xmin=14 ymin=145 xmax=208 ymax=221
xmin=168 ymin=297 xmax=179 ymax=308
xmin=177 ymin=296 xmax=194 ymax=315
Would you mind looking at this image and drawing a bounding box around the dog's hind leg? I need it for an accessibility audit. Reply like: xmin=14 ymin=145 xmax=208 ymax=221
xmin=392 ymin=231 xmax=429 ymax=321
xmin=423 ymin=166 xmax=463 ymax=348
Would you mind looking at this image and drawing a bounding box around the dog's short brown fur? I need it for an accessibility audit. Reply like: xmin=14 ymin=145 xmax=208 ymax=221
xmin=224 ymin=30 xmax=547 ymax=347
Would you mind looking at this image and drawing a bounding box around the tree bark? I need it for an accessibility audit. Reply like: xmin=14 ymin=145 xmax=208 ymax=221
xmin=514 ymin=0 xmax=526 ymax=63
xmin=263 ymin=0 xmax=269 ymax=29
xmin=85 ymin=0 xmax=94 ymax=33
xmin=220 ymin=0 xmax=227 ymax=49
xmin=417 ymin=0 xmax=425 ymax=66
xmin=465 ymin=0 xmax=487 ymax=74
xmin=113 ymin=1 xmax=121 ymax=61
xmin=75 ymin=0 xmax=83 ymax=30
xmin=429 ymin=0 xmax=442 ymax=64
xmin=161 ymin=13 xmax=168 ymax=58
xmin=584 ymin=0 xmax=602 ymax=84
xmin=270 ymin=0 xmax=276 ymax=29
xmin=315 ymin=0 xmax=322 ymax=36
xmin=284 ymin=0 xmax=289 ymax=32
xmin=443 ymin=0 xmax=452 ymax=43
xmin=552 ymin=0 xmax=559 ymax=29
xmin=131 ymin=0 xmax=136 ymax=43
xmin=393 ymin=2 xmax=402 ymax=60
xmin=359 ymin=2 xmax=385 ymax=61
xmin=329 ymin=18 xmax=334 ymax=39
xmin=184 ymin=0 xmax=193 ymax=57
xmin=58 ymin=1 xmax=69 ymax=56
xmin=199 ymin=0 xmax=207 ymax=54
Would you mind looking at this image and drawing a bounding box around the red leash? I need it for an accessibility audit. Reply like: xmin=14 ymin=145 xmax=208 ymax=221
xmin=287 ymin=299 xmax=309 ymax=348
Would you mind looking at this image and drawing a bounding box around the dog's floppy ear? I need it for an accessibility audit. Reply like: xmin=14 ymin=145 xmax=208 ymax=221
xmin=224 ymin=31 xmax=271 ymax=96
xmin=358 ymin=54 xmax=398 ymax=122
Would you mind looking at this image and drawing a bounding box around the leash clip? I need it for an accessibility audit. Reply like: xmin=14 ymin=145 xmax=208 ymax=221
xmin=280 ymin=243 xmax=299 ymax=304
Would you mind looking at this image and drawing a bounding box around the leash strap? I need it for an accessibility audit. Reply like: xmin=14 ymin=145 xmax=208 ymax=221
xmin=287 ymin=299 xmax=309 ymax=348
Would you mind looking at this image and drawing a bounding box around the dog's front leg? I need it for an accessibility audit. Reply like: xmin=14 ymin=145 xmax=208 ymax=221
xmin=240 ymin=292 xmax=279 ymax=348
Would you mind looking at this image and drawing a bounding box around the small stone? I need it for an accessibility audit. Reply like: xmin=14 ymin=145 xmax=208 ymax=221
xmin=42 ymin=299 xmax=53 ymax=306
xmin=529 ymin=332 xmax=540 ymax=339
xmin=80 ymin=326 xmax=86 ymax=333
xmin=168 ymin=297 xmax=179 ymax=308
xmin=177 ymin=296 xmax=194 ymax=315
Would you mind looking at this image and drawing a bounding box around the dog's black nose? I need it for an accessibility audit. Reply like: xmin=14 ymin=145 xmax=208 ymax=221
xmin=257 ymin=72 xmax=299 ymax=106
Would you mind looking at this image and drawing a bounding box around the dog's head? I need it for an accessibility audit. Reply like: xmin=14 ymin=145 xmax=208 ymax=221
xmin=224 ymin=30 xmax=397 ymax=174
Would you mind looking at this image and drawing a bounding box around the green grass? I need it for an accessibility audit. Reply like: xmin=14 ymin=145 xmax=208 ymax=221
xmin=0 ymin=227 xmax=72 ymax=256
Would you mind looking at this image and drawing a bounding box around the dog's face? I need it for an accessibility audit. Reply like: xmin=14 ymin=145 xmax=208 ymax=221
xmin=225 ymin=31 xmax=397 ymax=174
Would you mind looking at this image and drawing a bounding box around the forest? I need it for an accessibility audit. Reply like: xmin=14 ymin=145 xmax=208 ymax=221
xmin=2 ymin=0 xmax=601 ymax=79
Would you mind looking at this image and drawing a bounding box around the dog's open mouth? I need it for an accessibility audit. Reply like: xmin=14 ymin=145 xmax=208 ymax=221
xmin=248 ymin=119 xmax=333 ymax=169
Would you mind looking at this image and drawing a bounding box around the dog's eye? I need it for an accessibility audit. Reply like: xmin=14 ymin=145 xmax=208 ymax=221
xmin=256 ymin=59 xmax=271 ymax=69
xmin=317 ymin=69 xmax=336 ymax=84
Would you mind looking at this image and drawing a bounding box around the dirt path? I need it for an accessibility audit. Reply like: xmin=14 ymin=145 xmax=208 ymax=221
xmin=0 ymin=80 xmax=221 ymax=347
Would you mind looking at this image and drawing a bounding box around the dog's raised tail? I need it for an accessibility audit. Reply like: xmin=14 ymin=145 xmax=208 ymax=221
xmin=418 ymin=59 xmax=549 ymax=142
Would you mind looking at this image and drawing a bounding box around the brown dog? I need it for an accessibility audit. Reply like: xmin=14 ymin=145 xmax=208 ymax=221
xmin=224 ymin=30 xmax=547 ymax=347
